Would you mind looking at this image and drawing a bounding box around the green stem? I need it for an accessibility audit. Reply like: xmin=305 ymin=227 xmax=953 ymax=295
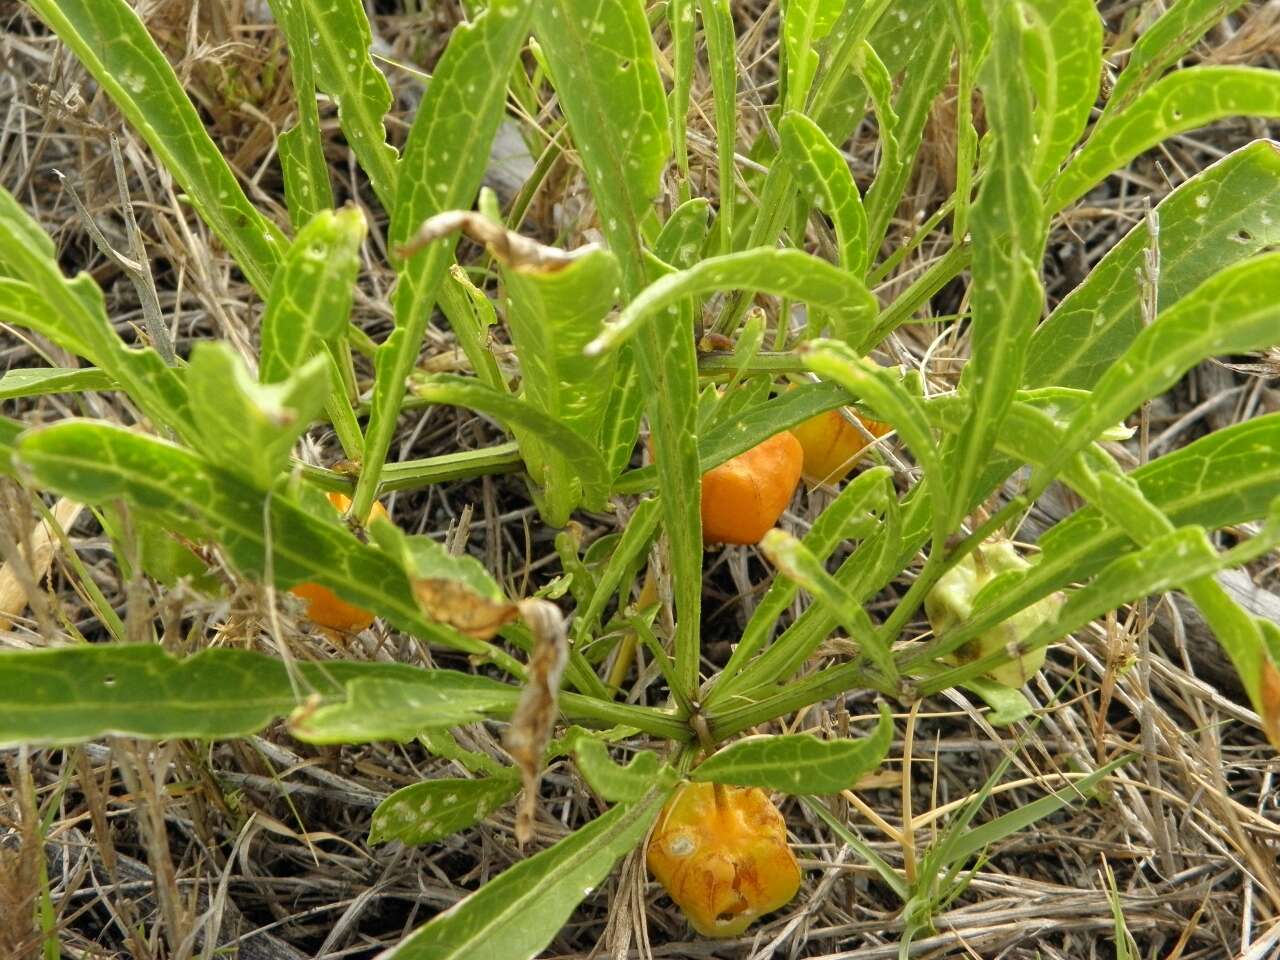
xmin=294 ymin=443 xmax=523 ymax=495
xmin=706 ymin=660 xmax=883 ymax=740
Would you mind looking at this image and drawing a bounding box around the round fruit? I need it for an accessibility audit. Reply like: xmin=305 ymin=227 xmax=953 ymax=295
xmin=791 ymin=407 xmax=890 ymax=485
xmin=647 ymin=782 xmax=801 ymax=938
xmin=289 ymin=492 xmax=387 ymax=635
xmin=701 ymin=432 xmax=803 ymax=545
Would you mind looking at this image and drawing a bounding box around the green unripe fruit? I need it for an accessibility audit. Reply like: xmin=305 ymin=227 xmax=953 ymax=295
xmin=925 ymin=540 xmax=1064 ymax=688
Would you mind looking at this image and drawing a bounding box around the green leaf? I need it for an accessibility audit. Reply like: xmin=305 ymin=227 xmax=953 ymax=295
xmin=701 ymin=0 xmax=738 ymax=253
xmin=1106 ymin=0 xmax=1250 ymax=116
xmin=961 ymin=678 xmax=1034 ymax=725
xmin=573 ymin=498 xmax=661 ymax=640
xmin=266 ymin=0 xmax=334 ymax=227
xmin=0 ymin=367 xmax=115 ymax=401
xmin=380 ymin=789 xmax=669 ymax=960
xmin=589 ymin=248 xmax=878 ymax=356
xmin=297 ymin=0 xmax=399 ymax=211
xmin=369 ymin=776 xmax=520 ymax=846
xmin=503 ymin=246 xmax=621 ymax=521
xmin=779 ymin=112 xmax=869 ymax=275
xmin=187 ymin=343 xmax=329 ymax=490
xmin=1033 ymin=252 xmax=1280 ymax=488
xmin=572 ymin=736 xmax=673 ymax=802
xmin=0 ymin=193 xmax=194 ymax=441
xmin=411 ymin=374 xmax=611 ymax=516
xmin=259 ymin=208 xmax=366 ymax=383
xmin=291 ymin=676 xmax=519 ymax=744
xmin=531 ymin=0 xmax=670 ymax=294
xmin=438 ymin=266 xmax=508 ymax=393
xmin=667 ymin=0 xmax=695 ymax=190
xmin=15 ymin=421 xmax=494 ymax=658
xmin=693 ymin=702 xmax=894 ymax=794
xmin=782 ymin=0 xmax=844 ymax=112
xmin=355 ymin=0 xmax=534 ymax=522
xmin=947 ymin=1 xmax=1047 ymax=530
xmin=25 ymin=0 xmax=284 ymax=295
xmin=1050 ymin=67 xmax=1280 ymax=213
xmin=1028 ymin=139 xmax=1280 ymax=390
xmin=0 ymin=645 xmax=434 ymax=747
xmin=1022 ymin=0 xmax=1102 ymax=183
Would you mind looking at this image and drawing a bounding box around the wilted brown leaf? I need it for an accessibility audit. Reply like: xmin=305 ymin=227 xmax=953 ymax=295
xmin=411 ymin=577 xmax=519 ymax=640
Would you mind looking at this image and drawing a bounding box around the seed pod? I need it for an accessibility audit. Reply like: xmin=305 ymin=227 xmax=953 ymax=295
xmin=646 ymin=782 xmax=801 ymax=937
xmin=289 ymin=492 xmax=387 ymax=635
xmin=700 ymin=432 xmax=803 ymax=545
xmin=925 ymin=539 xmax=1064 ymax=687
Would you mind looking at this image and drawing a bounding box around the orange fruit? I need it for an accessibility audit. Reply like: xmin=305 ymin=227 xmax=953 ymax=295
xmin=647 ymin=782 xmax=801 ymax=937
xmin=791 ymin=407 xmax=890 ymax=485
xmin=289 ymin=492 xmax=386 ymax=635
xmin=700 ymin=432 xmax=803 ymax=545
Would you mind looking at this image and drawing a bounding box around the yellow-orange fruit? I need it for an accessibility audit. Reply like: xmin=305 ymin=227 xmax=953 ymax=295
xmin=647 ymin=782 xmax=801 ymax=938
xmin=289 ymin=492 xmax=386 ymax=634
xmin=700 ymin=432 xmax=803 ymax=545
xmin=791 ymin=407 xmax=890 ymax=485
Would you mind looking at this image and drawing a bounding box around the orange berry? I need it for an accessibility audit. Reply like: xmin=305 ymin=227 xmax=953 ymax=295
xmin=288 ymin=492 xmax=387 ymax=635
xmin=791 ymin=407 xmax=889 ymax=485
xmin=647 ymin=782 xmax=801 ymax=938
xmin=700 ymin=432 xmax=803 ymax=545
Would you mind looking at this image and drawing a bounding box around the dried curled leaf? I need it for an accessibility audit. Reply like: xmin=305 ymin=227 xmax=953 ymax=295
xmin=397 ymin=210 xmax=599 ymax=274
xmin=504 ymin=598 xmax=569 ymax=844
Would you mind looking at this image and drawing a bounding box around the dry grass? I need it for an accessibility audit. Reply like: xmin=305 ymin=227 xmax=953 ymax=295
xmin=2 ymin=0 xmax=1280 ymax=957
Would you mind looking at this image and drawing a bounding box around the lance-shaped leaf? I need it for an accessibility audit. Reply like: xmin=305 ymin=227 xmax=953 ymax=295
xmin=266 ymin=0 xmax=333 ymax=226
xmin=259 ymin=208 xmax=366 ymax=383
xmin=588 ymin=248 xmax=878 ymax=357
xmin=0 ymin=189 xmax=193 ymax=441
xmin=1050 ymin=66 xmax=1280 ymax=213
xmin=355 ymin=0 xmax=534 ymax=521
xmin=187 ymin=343 xmax=330 ymax=491
xmin=1028 ymin=140 xmax=1280 ymax=390
xmin=380 ymin=789 xmax=669 ymax=960
xmin=25 ymin=0 xmax=284 ymax=295
xmin=702 ymin=0 xmax=738 ymax=252
xmin=293 ymin=0 xmax=398 ymax=211
xmin=1032 ymin=252 xmax=1280 ymax=490
xmin=370 ymin=776 xmax=521 ymax=846
xmin=779 ymin=112 xmax=869 ymax=275
xmin=693 ymin=702 xmax=894 ymax=794
xmin=947 ymin=1 xmax=1048 ymax=530
xmin=1022 ymin=0 xmax=1102 ymax=183
xmin=0 ymin=367 xmax=114 ymax=401
xmin=573 ymin=736 xmax=674 ymax=803
xmin=0 ymin=645 xmax=443 ymax=747
xmin=782 ymin=0 xmax=844 ymax=112
xmin=1106 ymin=0 xmax=1251 ymax=116
xmin=15 ymin=421 xmax=495 ymax=657
xmin=291 ymin=676 xmax=520 ymax=744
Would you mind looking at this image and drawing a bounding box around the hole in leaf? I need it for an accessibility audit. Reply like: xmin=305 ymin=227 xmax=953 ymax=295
xmin=102 ymin=674 xmax=116 ymax=686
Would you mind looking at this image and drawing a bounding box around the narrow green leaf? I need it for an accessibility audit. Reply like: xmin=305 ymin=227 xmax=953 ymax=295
xmin=782 ymin=0 xmax=844 ymax=112
xmin=589 ymin=249 xmax=878 ymax=356
xmin=266 ymin=0 xmax=334 ymax=227
xmin=0 ymin=367 xmax=114 ymax=401
xmin=779 ymin=112 xmax=869 ymax=275
xmin=573 ymin=737 xmax=674 ymax=802
xmin=15 ymin=421 xmax=493 ymax=657
xmin=1106 ymin=0 xmax=1250 ymax=116
xmin=370 ymin=777 xmax=520 ymax=846
xmin=355 ymin=0 xmax=534 ymax=521
xmin=259 ymin=208 xmax=366 ymax=383
xmin=291 ymin=676 xmax=519 ymax=744
xmin=667 ymin=0 xmax=695 ymax=191
xmin=531 ymin=0 xmax=670 ymax=294
xmin=1033 ymin=252 xmax=1280 ymax=489
xmin=1029 ymin=140 xmax=1280 ymax=390
xmin=438 ymin=266 xmax=508 ymax=393
xmin=1022 ymin=0 xmax=1102 ymax=183
xmin=701 ymin=0 xmax=738 ymax=253
xmin=298 ymin=0 xmax=399 ymax=211
xmin=1051 ymin=67 xmax=1280 ymax=213
xmin=0 ymin=645 xmax=435 ymax=747
xmin=693 ymin=702 xmax=894 ymax=794
xmin=187 ymin=343 xmax=329 ymax=490
xmin=381 ymin=789 xmax=669 ymax=960
xmin=25 ymin=0 xmax=284 ymax=295
xmin=411 ymin=374 xmax=611 ymax=515
xmin=947 ymin=1 xmax=1048 ymax=530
